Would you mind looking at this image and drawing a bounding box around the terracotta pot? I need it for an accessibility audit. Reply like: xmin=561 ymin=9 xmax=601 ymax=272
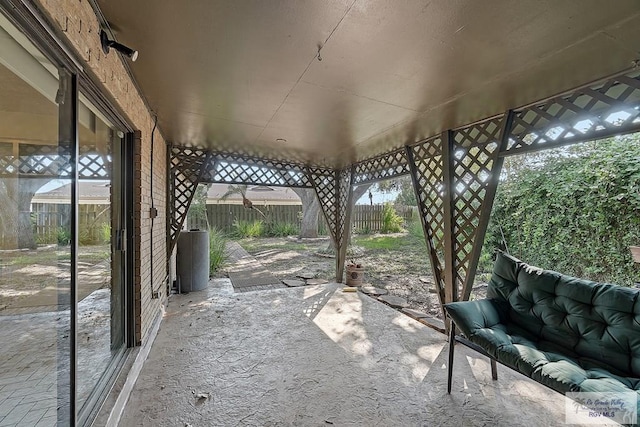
xmin=346 ymin=264 xmax=364 ymax=286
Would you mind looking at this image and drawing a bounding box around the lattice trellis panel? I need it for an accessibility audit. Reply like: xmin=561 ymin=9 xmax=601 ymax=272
xmin=17 ymin=144 xmax=64 ymax=176
xmin=207 ymin=153 xmax=312 ymax=188
xmin=406 ymin=136 xmax=446 ymax=310
xmin=0 ymin=142 xmax=14 ymax=176
xmin=307 ymin=167 xmax=353 ymax=281
xmin=352 ymin=148 xmax=410 ymax=185
xmin=168 ymin=146 xmax=210 ymax=252
xmin=0 ymin=142 xmax=109 ymax=179
xmin=450 ymin=118 xmax=504 ymax=300
xmin=505 ymin=71 xmax=640 ymax=155
xmin=78 ymin=144 xmax=111 ymax=179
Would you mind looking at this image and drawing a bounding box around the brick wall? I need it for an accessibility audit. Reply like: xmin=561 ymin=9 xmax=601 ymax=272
xmin=36 ymin=0 xmax=167 ymax=345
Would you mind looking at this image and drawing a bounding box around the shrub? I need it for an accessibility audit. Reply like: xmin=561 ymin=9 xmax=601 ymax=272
xmin=380 ymin=203 xmax=404 ymax=233
xmin=209 ymin=227 xmax=227 ymax=275
xmin=354 ymin=226 xmax=371 ymax=235
xmin=57 ymin=227 xmax=71 ymax=246
xmin=232 ymin=219 xmax=264 ymax=238
xmin=483 ymin=137 xmax=640 ymax=285
xmin=266 ymin=222 xmax=299 ymax=237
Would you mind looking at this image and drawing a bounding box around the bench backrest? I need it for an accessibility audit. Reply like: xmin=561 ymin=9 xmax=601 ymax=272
xmin=488 ymin=251 xmax=640 ymax=377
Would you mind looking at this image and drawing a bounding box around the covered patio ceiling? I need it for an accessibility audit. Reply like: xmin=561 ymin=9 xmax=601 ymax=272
xmin=96 ymin=0 xmax=640 ymax=167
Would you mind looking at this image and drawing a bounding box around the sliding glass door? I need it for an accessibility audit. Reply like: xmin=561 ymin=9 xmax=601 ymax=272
xmin=0 ymin=9 xmax=131 ymax=426
xmin=75 ymin=96 xmax=128 ymax=423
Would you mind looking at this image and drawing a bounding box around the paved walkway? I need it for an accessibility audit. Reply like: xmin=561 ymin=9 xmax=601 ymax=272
xmin=0 ymin=289 xmax=111 ymax=427
xmin=225 ymin=242 xmax=286 ymax=292
xmin=117 ymin=279 xmax=588 ymax=427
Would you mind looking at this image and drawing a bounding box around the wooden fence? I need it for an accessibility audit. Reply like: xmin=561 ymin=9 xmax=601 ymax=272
xmin=186 ymin=203 xmax=416 ymax=234
xmin=32 ymin=203 xmax=110 ymax=244
xmin=31 ymin=203 xmax=417 ymax=241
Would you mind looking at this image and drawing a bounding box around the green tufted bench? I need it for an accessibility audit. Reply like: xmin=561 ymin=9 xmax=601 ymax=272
xmin=445 ymin=251 xmax=640 ymax=420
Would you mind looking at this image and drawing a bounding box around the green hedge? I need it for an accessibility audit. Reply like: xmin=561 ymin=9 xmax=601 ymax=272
xmin=483 ymin=137 xmax=640 ymax=286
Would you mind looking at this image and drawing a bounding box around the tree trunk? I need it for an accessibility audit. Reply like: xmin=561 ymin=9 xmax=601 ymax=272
xmin=292 ymin=188 xmax=320 ymax=238
xmin=293 ymin=184 xmax=372 ymax=240
xmin=0 ymin=177 xmax=51 ymax=249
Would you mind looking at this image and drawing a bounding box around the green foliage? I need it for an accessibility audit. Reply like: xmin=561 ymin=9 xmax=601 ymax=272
xmin=187 ymin=184 xmax=210 ymax=229
xmin=484 ymin=137 xmax=640 ymax=286
xmin=79 ymin=222 xmax=110 ymax=246
xmin=265 ymin=221 xmax=299 ymax=237
xmin=376 ymin=176 xmax=417 ymax=206
xmin=407 ymin=218 xmax=424 ymax=241
xmin=354 ymin=224 xmax=372 ymax=235
xmin=208 ymin=227 xmax=227 ymax=275
xmin=380 ymin=202 xmax=404 ymax=233
xmin=100 ymin=223 xmax=111 ymax=244
xmin=57 ymin=227 xmax=71 ymax=246
xmin=232 ymin=219 xmax=264 ymax=238
xmin=35 ymin=229 xmax=57 ymax=245
xmin=354 ymin=235 xmax=405 ymax=251
xmin=219 ymin=184 xmax=248 ymax=202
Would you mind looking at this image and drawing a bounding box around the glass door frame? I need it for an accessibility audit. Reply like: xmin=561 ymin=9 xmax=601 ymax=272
xmin=0 ymin=1 xmax=138 ymax=426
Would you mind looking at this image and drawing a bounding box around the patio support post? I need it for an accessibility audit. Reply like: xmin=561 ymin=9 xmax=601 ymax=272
xmin=307 ymin=166 xmax=354 ymax=283
xmin=335 ymin=167 xmax=355 ymax=283
xmin=460 ymin=110 xmax=514 ymax=301
xmin=441 ymin=129 xmax=457 ymax=305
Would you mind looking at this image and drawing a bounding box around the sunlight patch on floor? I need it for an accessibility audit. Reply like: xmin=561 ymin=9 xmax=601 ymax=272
xmin=312 ymin=289 xmax=441 ymax=384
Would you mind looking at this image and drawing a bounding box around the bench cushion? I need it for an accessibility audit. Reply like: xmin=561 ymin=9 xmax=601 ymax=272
xmin=487 ymin=251 xmax=640 ymax=377
xmin=466 ymin=324 xmax=640 ymax=393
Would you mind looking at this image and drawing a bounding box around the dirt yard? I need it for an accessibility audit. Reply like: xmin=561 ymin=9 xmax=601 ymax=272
xmin=233 ymin=231 xmax=489 ymax=318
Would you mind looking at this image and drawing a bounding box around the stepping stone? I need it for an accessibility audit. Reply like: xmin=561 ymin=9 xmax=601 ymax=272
xmin=420 ymin=315 xmax=446 ymax=334
xmin=359 ymin=286 xmax=388 ymax=296
xmin=378 ymin=295 xmax=408 ymax=309
xmin=296 ymin=272 xmax=315 ymax=280
xmin=402 ymin=308 xmax=429 ymax=319
xmin=282 ymin=279 xmax=305 ymax=287
xmin=306 ymin=278 xmax=328 ymax=285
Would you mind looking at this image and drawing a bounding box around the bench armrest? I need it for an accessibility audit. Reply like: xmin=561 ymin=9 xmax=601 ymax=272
xmin=444 ymin=299 xmax=504 ymax=338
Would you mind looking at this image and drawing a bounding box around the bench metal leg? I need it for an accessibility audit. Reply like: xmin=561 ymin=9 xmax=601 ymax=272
xmin=490 ymin=358 xmax=498 ymax=380
xmin=447 ymin=323 xmax=455 ymax=394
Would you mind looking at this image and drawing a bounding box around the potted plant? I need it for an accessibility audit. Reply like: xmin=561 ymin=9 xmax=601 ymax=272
xmin=345 ymin=258 xmax=365 ymax=286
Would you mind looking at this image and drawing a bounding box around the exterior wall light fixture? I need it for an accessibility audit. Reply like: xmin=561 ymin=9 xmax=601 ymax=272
xmin=100 ymin=30 xmax=138 ymax=62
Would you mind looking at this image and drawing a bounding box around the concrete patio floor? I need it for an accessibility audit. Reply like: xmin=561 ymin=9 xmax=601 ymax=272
xmin=118 ymin=280 xmax=609 ymax=427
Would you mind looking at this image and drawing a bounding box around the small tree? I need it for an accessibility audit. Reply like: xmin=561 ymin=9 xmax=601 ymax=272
xmin=220 ymin=184 xmax=266 ymax=218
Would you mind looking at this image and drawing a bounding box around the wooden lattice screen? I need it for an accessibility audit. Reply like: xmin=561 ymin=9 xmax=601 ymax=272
xmin=168 ymin=146 xmax=210 ymax=253
xmin=0 ymin=142 xmax=108 ymax=179
xmin=306 ymin=167 xmax=354 ymax=282
xmin=166 ymin=69 xmax=640 ymax=318
xmin=352 ymin=148 xmax=410 ymax=185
